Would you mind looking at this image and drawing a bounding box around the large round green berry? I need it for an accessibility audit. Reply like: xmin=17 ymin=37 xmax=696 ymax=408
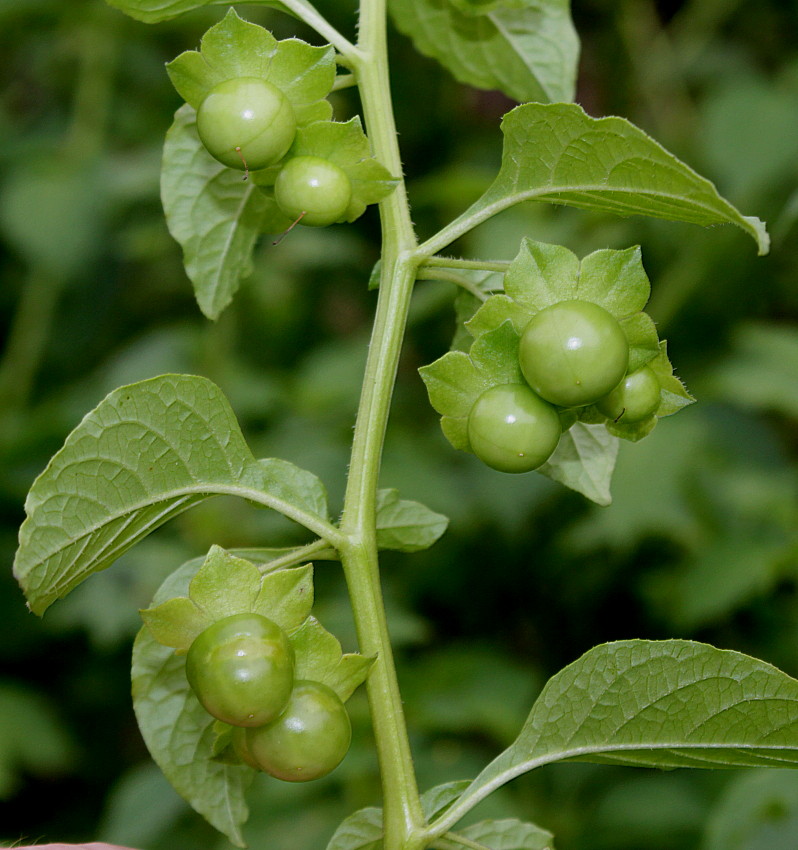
xmin=467 ymin=383 xmax=561 ymax=474
xmin=186 ymin=613 xmax=294 ymax=728
xmin=274 ymin=156 xmax=352 ymax=227
xmin=518 ymin=300 xmax=629 ymax=408
xmin=596 ymin=364 xmax=661 ymax=423
xmin=243 ymin=680 xmax=352 ymax=782
xmin=196 ymin=77 xmax=296 ymax=171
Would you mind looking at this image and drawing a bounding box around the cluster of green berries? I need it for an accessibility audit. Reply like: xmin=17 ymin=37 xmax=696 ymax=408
xmin=186 ymin=612 xmax=351 ymax=782
xmin=197 ymin=77 xmax=352 ymax=226
xmin=468 ymin=300 xmax=662 ymax=474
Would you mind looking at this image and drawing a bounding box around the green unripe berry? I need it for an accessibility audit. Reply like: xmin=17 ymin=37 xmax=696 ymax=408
xmin=196 ymin=77 xmax=296 ymax=171
xmin=274 ymin=156 xmax=352 ymax=227
xmin=467 ymin=383 xmax=561 ymax=474
xmin=596 ymin=364 xmax=661 ymax=423
xmin=186 ymin=612 xmax=294 ymax=728
xmin=243 ymin=680 xmax=351 ymax=782
xmin=519 ymin=300 xmax=629 ymax=408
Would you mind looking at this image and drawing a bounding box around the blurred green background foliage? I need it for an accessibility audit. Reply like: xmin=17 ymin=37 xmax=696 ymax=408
xmin=1 ymin=0 xmax=797 ymax=848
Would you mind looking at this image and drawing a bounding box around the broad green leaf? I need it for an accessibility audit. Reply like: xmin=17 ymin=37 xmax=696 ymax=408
xmin=161 ymin=105 xmax=279 ymax=320
xmin=431 ymin=640 xmax=798 ymax=834
xmin=243 ymin=456 xmax=329 ymax=521
xmin=105 ymin=0 xmax=293 ymax=27
xmin=132 ymin=626 xmax=253 ymax=847
xmin=421 ymin=779 xmax=472 ymax=818
xmin=440 ymin=103 xmax=769 ymax=255
xmin=456 ymin=818 xmax=555 ymax=849
xmin=389 ymin=0 xmax=579 ymax=104
xmin=166 ymin=10 xmax=335 ymax=126
xmin=538 ymin=422 xmax=617 ymax=506
xmin=14 ymin=375 xmax=334 ymax=615
xmin=375 ymin=488 xmax=449 ymax=552
xmin=14 ymin=375 xmax=252 ymax=615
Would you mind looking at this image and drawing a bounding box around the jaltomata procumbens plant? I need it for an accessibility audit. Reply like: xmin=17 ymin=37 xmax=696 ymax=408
xmin=10 ymin=2 xmax=790 ymax=850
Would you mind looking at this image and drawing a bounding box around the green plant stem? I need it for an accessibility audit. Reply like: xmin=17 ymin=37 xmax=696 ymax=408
xmin=422 ymin=257 xmax=511 ymax=272
xmin=337 ymin=0 xmax=427 ymax=848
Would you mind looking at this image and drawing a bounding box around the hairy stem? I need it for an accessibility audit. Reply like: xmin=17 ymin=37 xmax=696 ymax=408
xmin=337 ymin=0 xmax=426 ymax=848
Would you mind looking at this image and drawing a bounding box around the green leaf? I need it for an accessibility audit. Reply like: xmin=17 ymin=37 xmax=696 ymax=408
xmin=440 ymin=103 xmax=769 ymax=255
xmin=538 ymin=422 xmax=618 ymax=506
xmin=166 ymin=10 xmax=335 ymax=125
xmin=131 ymin=626 xmax=254 ymax=847
xmin=104 ymin=0 xmax=309 ymax=23
xmin=455 ymin=818 xmax=555 ymax=849
xmin=389 ymin=0 xmax=579 ymax=104
xmin=421 ymin=779 xmax=473 ymax=819
xmin=14 ymin=375 xmax=335 ymax=615
xmin=326 ymin=807 xmax=384 ymax=850
xmin=14 ymin=375 xmax=252 ymax=615
xmin=104 ymin=0 xmax=252 ymax=24
xmin=290 ymin=616 xmax=374 ymax=702
xmin=375 ymin=488 xmax=449 ymax=552
xmin=243 ymin=457 xmax=329 ymax=522
xmin=161 ymin=104 xmax=281 ymax=320
xmin=432 ymin=640 xmax=798 ymax=834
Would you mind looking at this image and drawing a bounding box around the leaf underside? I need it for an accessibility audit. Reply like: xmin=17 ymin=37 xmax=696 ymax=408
xmin=445 ymin=640 xmax=798 ymax=829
